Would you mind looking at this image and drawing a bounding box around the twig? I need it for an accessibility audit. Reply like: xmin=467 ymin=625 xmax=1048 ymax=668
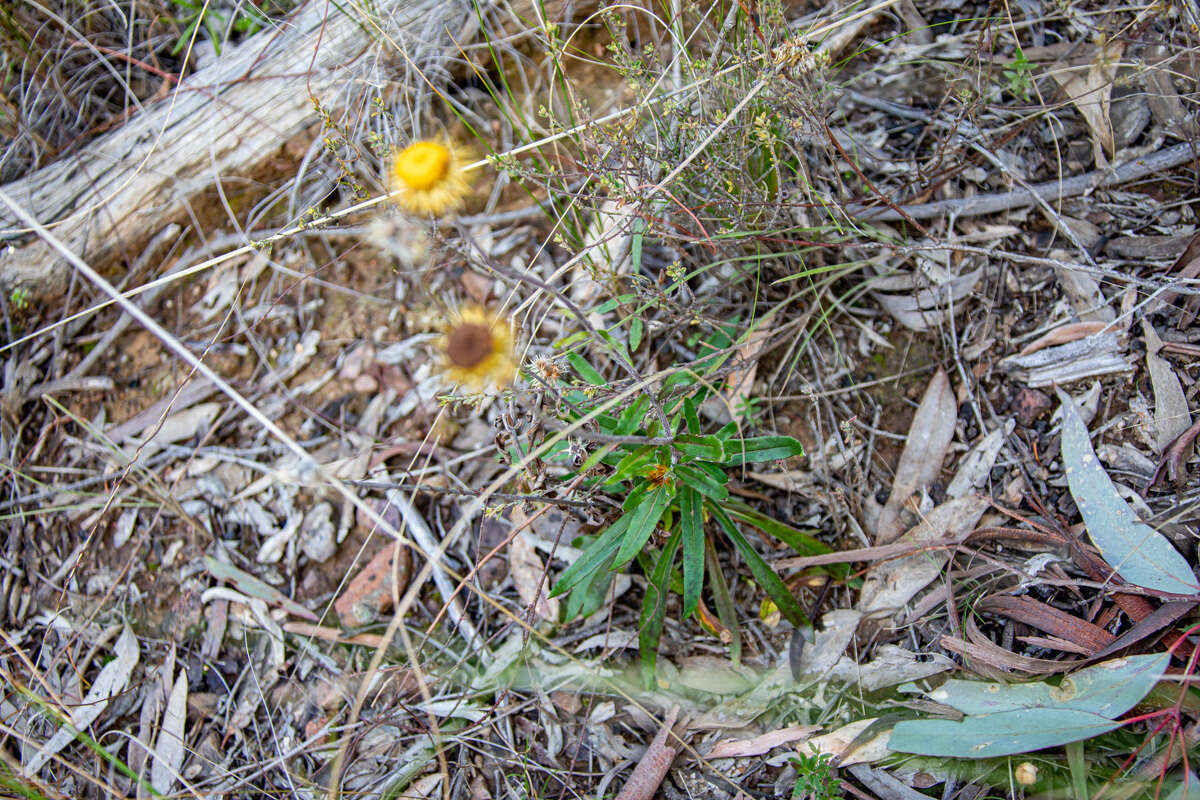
xmin=847 ymin=141 xmax=1197 ymax=221
xmin=347 ymin=479 xmax=601 ymax=509
xmin=561 ymin=429 xmax=674 ymax=446
xmin=384 ymin=487 xmax=487 ymax=660
xmin=22 ymin=375 xmax=112 ymax=399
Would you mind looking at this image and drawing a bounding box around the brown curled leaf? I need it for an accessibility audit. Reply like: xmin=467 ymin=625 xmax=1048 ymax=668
xmin=1090 ymin=601 xmax=1197 ymax=661
xmin=1019 ymin=321 xmax=1110 ymax=356
xmin=978 ymin=595 xmax=1115 ymax=654
xmin=1147 ymin=417 xmax=1200 ymax=492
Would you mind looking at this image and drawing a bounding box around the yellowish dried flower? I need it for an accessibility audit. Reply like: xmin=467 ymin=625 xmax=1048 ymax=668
xmin=531 ymin=355 xmax=562 ymax=384
xmin=439 ymin=306 xmax=516 ymax=390
xmin=646 ymin=464 xmax=672 ymax=489
xmin=388 ymin=140 xmax=471 ymax=216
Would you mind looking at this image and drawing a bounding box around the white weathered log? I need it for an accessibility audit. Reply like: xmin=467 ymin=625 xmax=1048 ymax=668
xmin=0 ymin=0 xmax=467 ymax=295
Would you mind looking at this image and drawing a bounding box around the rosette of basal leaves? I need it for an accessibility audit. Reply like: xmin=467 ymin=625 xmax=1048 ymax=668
xmin=551 ymin=392 xmax=838 ymax=688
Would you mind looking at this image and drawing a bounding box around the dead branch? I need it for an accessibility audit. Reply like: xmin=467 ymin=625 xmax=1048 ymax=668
xmin=0 ymin=0 xmax=470 ymax=295
xmin=847 ymin=141 xmax=1196 ymax=222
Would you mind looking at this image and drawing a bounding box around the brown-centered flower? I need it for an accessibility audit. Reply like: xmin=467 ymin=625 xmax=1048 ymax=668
xmin=439 ymin=306 xmax=516 ymax=390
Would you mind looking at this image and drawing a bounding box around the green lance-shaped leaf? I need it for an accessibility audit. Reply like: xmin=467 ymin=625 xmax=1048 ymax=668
xmin=710 ymin=503 xmax=810 ymax=630
xmin=566 ymin=352 xmax=605 ymax=386
xmin=613 ymin=484 xmax=672 ymax=567
xmin=565 ymin=554 xmax=616 ymax=621
xmin=679 ymin=486 xmax=705 ymax=618
xmin=675 ymin=463 xmax=730 ymax=501
xmin=722 ymin=435 xmax=805 ymax=466
xmin=551 ymin=513 xmax=631 ymax=597
xmin=673 ymin=433 xmax=726 ymax=461
xmin=639 ymin=528 xmax=682 ymax=689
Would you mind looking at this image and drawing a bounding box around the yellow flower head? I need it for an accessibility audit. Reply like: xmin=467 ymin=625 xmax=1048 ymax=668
xmin=439 ymin=306 xmax=516 ymax=390
xmin=388 ymin=140 xmax=471 ymax=216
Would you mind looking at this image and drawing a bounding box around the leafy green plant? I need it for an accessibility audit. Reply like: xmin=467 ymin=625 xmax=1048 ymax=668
xmin=1002 ymin=46 xmax=1034 ymax=101
xmin=548 ymin=339 xmax=840 ymax=688
xmin=789 ymin=745 xmax=839 ymax=800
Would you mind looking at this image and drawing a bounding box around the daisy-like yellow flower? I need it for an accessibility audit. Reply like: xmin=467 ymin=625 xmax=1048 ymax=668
xmin=439 ymin=306 xmax=516 ymax=390
xmin=388 ymin=140 xmax=471 ymax=216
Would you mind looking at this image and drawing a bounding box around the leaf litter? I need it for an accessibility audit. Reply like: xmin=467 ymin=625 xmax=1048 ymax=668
xmin=1 ymin=1 xmax=1198 ymax=799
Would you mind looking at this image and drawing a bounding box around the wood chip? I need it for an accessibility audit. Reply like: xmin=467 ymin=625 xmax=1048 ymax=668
xmin=335 ymin=503 xmax=412 ymax=627
xmin=614 ymin=705 xmax=684 ymax=800
xmin=999 ymin=331 xmax=1132 ymax=387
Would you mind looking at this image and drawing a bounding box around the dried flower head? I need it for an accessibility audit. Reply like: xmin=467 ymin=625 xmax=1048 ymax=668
xmin=646 ymin=464 xmax=672 ymax=489
xmin=388 ymin=140 xmax=471 ymax=216
xmin=530 ymin=355 xmax=562 ymax=384
xmin=440 ymin=306 xmax=516 ymax=390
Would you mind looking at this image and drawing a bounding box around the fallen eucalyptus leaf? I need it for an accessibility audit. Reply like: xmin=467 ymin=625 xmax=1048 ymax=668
xmin=889 ymin=652 xmax=1169 ymax=758
xmin=1057 ymin=388 xmax=1197 ymax=594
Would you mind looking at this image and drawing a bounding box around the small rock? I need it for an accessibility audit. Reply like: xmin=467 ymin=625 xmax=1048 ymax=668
xmin=353 ymin=373 xmax=379 ymax=393
xmin=1012 ymin=386 xmax=1051 ymax=427
xmin=299 ymin=503 xmax=337 ymax=562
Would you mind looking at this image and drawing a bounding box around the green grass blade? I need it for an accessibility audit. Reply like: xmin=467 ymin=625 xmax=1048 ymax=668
xmin=725 ymin=502 xmax=835 ymax=560
xmin=1066 ymin=740 xmax=1087 ymax=800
